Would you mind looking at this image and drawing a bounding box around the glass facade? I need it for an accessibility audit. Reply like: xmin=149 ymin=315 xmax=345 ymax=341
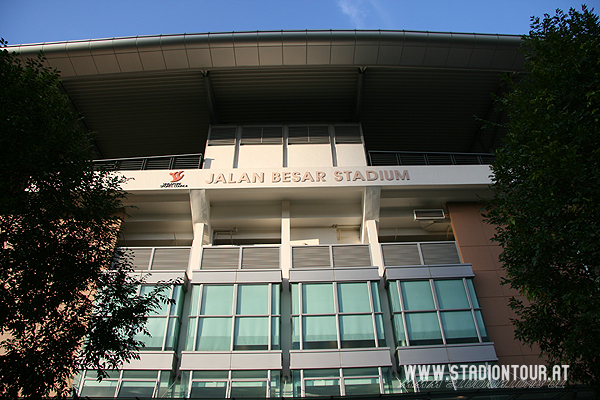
xmin=292 ymin=367 xmax=393 ymax=397
xmin=134 ymin=285 xmax=184 ymax=351
xmin=186 ymin=284 xmax=281 ymax=351
xmin=291 ymin=282 xmax=385 ymax=350
xmin=180 ymin=370 xmax=281 ymax=398
xmin=77 ymin=370 xmax=174 ymax=398
xmin=388 ymin=278 xmax=488 ymax=347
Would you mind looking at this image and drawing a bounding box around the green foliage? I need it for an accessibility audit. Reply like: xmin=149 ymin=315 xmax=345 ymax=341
xmin=486 ymin=6 xmax=600 ymax=392
xmin=0 ymin=40 xmax=176 ymax=397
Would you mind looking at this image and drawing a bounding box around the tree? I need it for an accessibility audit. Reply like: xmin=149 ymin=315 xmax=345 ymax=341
xmin=0 ymin=40 xmax=174 ymax=397
xmin=486 ymin=6 xmax=600 ymax=392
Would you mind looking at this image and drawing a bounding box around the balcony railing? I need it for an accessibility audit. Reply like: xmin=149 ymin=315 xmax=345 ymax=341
xmin=116 ymin=247 xmax=191 ymax=271
xmin=368 ymin=151 xmax=494 ymax=166
xmin=199 ymin=245 xmax=281 ymax=270
xmin=93 ymin=153 xmax=203 ymax=171
xmin=292 ymin=244 xmax=372 ymax=268
xmin=381 ymin=241 xmax=462 ymax=266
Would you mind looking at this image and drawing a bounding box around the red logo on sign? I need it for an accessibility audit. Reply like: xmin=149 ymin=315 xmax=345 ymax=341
xmin=169 ymin=171 xmax=185 ymax=182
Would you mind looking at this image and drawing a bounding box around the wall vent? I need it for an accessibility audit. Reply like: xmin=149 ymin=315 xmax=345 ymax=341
xmin=414 ymin=209 xmax=445 ymax=221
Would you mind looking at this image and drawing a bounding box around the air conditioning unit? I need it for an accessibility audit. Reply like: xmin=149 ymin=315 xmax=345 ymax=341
xmin=414 ymin=209 xmax=446 ymax=221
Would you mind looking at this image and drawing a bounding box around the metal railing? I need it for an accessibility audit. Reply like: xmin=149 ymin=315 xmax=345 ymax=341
xmin=115 ymin=246 xmax=191 ymax=271
xmin=368 ymin=151 xmax=494 ymax=166
xmin=292 ymin=244 xmax=372 ymax=268
xmin=381 ymin=241 xmax=462 ymax=266
xmin=93 ymin=153 xmax=203 ymax=171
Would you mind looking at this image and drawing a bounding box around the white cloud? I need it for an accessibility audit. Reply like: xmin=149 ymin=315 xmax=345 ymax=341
xmin=337 ymin=0 xmax=367 ymax=29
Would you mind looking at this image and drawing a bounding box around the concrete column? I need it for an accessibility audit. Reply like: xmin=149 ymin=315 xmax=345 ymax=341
xmin=280 ymin=200 xmax=292 ymax=378
xmin=189 ymin=190 xmax=210 ymax=273
xmin=361 ymin=186 xmax=381 ymax=243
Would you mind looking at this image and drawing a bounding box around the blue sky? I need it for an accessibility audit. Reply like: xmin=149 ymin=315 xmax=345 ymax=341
xmin=2 ymin=0 xmax=595 ymax=45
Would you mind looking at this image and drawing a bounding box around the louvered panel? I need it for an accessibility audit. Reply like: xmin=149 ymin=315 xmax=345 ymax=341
xmin=241 ymin=247 xmax=280 ymax=269
xmin=308 ymin=126 xmax=330 ymax=144
xmin=288 ymin=126 xmax=309 ymax=144
xmin=261 ymin=126 xmax=283 ymax=144
xmin=334 ymin=125 xmax=362 ymax=144
xmin=173 ymin=155 xmax=202 ymax=169
xmin=241 ymin=126 xmax=263 ymax=145
xmin=208 ymin=126 xmax=237 ymax=146
xmin=381 ymin=244 xmax=421 ymax=266
xmin=332 ymin=245 xmax=371 ymax=268
xmin=426 ymin=153 xmax=454 ymax=165
xmin=369 ymin=152 xmax=399 ymax=166
xmin=145 ymin=157 xmax=172 ymax=170
xmin=292 ymin=246 xmax=331 ymax=268
xmin=420 ymin=243 xmax=461 ymax=265
xmin=398 ymin=154 xmax=427 ymax=166
xmin=201 ymin=247 xmax=240 ymax=270
xmin=119 ymin=159 xmax=145 ymax=170
xmin=151 ymin=248 xmax=190 ymax=270
xmin=453 ymin=154 xmax=481 ymax=165
xmin=119 ymin=247 xmax=153 ymax=270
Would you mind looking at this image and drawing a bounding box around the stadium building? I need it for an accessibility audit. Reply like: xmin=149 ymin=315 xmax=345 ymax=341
xmin=9 ymin=30 xmax=580 ymax=398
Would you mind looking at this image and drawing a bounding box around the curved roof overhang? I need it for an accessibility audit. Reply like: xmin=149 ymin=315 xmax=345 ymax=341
xmin=7 ymin=31 xmax=524 ymax=159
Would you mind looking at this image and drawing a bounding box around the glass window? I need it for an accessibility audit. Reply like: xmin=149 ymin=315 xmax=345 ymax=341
xmin=291 ymin=282 xmax=385 ymax=350
xmin=292 ymin=368 xmax=391 ymax=397
xmin=185 ymin=370 xmax=280 ymax=398
xmin=404 ymin=312 xmax=443 ymax=346
xmin=388 ymin=278 xmax=488 ymax=347
xmin=234 ymin=317 xmax=269 ymax=350
xmin=76 ymin=370 xmax=165 ymax=398
xmin=400 ymin=281 xmax=434 ymax=310
xmin=339 ymin=314 xmax=375 ymax=348
xmin=202 ymin=285 xmax=234 ymax=315
xmin=187 ymin=284 xmax=280 ymax=351
xmin=302 ymin=283 xmax=334 ymax=313
xmin=338 ymin=282 xmax=370 ymax=313
xmin=134 ymin=285 xmax=183 ymax=351
xmin=303 ymin=316 xmax=337 ymax=349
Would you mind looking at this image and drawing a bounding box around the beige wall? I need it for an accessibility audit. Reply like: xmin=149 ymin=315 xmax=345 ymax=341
xmin=447 ymin=202 xmax=543 ymax=367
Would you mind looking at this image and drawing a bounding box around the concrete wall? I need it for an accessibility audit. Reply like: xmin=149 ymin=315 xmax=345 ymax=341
xmin=447 ymin=202 xmax=543 ymax=367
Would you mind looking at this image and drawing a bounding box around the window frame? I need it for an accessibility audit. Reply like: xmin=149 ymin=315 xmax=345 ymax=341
xmin=292 ymin=367 xmax=392 ymax=397
xmin=388 ymin=278 xmax=487 ymax=348
xmin=183 ymin=369 xmax=281 ymax=398
xmin=291 ymin=281 xmax=385 ymax=350
xmin=187 ymin=283 xmax=281 ymax=351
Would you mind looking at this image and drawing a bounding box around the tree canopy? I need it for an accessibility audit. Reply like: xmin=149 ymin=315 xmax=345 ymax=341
xmin=0 ymin=40 xmax=173 ymax=397
xmin=486 ymin=6 xmax=600 ymax=392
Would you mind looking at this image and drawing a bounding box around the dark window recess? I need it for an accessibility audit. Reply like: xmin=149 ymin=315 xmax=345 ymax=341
xmin=241 ymin=126 xmax=283 ymax=145
xmin=208 ymin=126 xmax=237 ymax=146
xmin=334 ymin=125 xmax=362 ymax=144
xmin=288 ymin=125 xmax=330 ymax=144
